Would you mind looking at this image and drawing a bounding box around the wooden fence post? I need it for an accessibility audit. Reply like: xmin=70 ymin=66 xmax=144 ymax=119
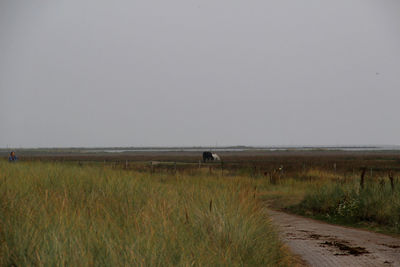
xmin=360 ymin=167 xmax=366 ymax=190
xmin=388 ymin=170 xmax=395 ymax=192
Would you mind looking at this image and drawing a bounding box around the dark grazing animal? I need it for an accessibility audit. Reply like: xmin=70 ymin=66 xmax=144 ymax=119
xmin=203 ymin=151 xmax=214 ymax=162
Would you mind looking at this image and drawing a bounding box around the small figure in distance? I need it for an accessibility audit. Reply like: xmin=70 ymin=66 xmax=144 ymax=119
xmin=8 ymin=151 xmax=18 ymax=162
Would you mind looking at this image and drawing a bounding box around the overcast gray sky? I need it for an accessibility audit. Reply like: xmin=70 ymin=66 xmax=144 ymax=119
xmin=1 ymin=0 xmax=400 ymax=148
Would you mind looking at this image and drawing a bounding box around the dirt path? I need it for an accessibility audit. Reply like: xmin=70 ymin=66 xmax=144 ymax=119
xmin=268 ymin=210 xmax=400 ymax=267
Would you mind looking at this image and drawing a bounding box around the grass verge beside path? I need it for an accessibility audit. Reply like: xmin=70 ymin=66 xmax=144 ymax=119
xmin=259 ymin=169 xmax=400 ymax=236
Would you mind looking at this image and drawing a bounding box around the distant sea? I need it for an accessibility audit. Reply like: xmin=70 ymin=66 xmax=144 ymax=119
xmin=79 ymin=146 xmax=400 ymax=153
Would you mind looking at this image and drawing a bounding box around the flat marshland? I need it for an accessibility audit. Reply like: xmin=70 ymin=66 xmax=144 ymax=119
xmin=2 ymin=150 xmax=400 ymax=265
xmin=0 ymin=160 xmax=291 ymax=266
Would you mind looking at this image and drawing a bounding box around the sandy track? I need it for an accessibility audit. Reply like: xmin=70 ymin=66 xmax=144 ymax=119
xmin=268 ymin=210 xmax=400 ymax=267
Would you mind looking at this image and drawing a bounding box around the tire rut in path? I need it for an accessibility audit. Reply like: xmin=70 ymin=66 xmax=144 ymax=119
xmin=268 ymin=210 xmax=400 ymax=267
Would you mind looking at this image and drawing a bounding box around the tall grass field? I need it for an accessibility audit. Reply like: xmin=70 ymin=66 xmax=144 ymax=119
xmin=0 ymin=160 xmax=290 ymax=266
